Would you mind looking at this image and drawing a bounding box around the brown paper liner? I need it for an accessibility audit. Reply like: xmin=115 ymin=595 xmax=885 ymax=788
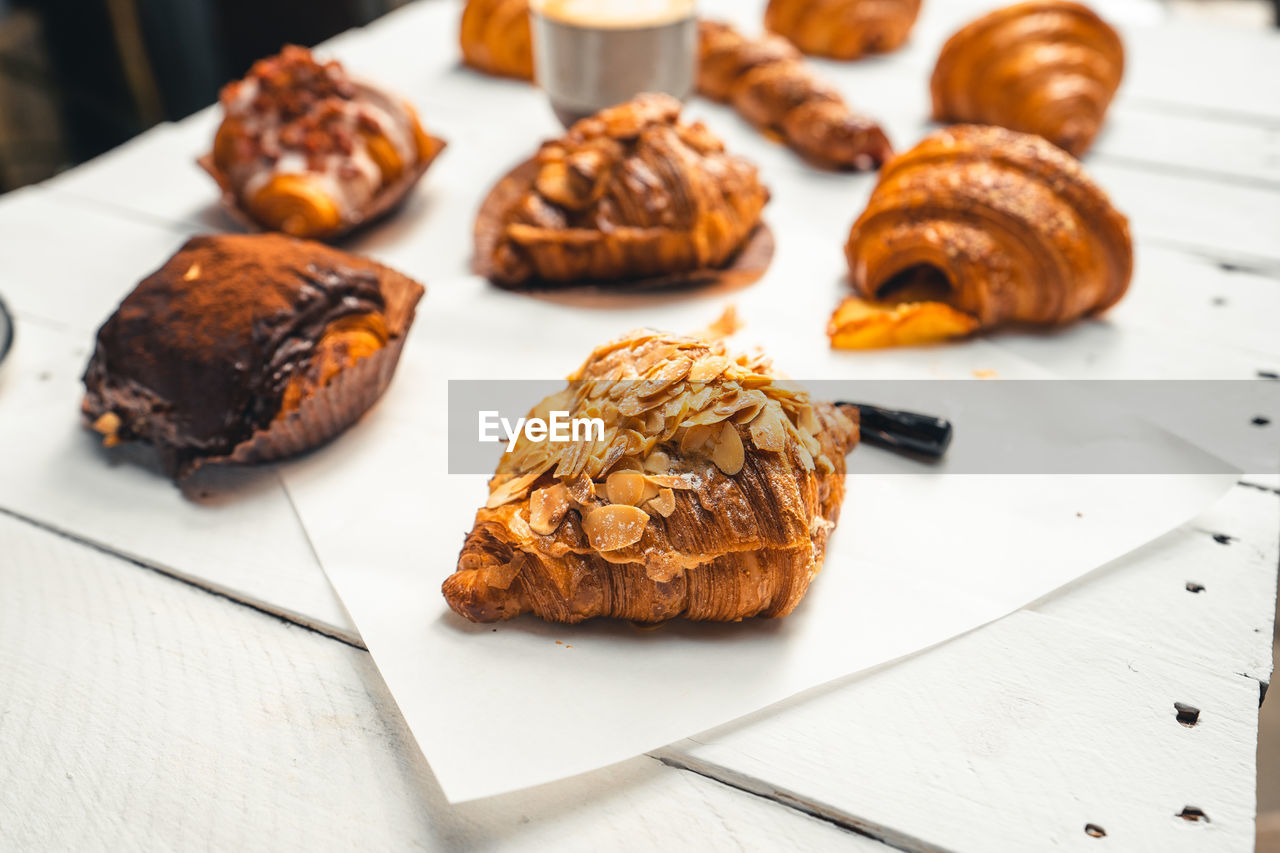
xmin=198 ymin=134 xmax=446 ymax=243
xmin=185 ymin=261 xmax=425 ymax=477
xmin=473 ymin=157 xmax=775 ymax=296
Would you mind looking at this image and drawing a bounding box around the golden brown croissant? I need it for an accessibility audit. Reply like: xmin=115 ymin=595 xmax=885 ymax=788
xmin=765 ymin=0 xmax=921 ymax=60
xmin=460 ymin=0 xmax=535 ymax=80
xmin=832 ymin=125 xmax=1132 ymax=349
xmin=698 ymin=20 xmax=892 ymax=170
xmin=208 ymin=45 xmax=445 ymax=240
xmin=931 ymin=1 xmax=1124 ymax=156
xmin=444 ymin=328 xmax=860 ymax=624
xmin=477 ymin=93 xmax=769 ymax=286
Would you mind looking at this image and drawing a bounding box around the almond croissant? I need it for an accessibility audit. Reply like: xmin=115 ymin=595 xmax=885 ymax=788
xmin=444 ymin=329 xmax=860 ymax=624
xmin=931 ymin=0 xmax=1124 ymax=157
xmin=460 ymin=0 xmax=535 ymax=80
xmin=698 ymin=20 xmax=892 ymax=171
xmin=765 ymin=0 xmax=922 ymax=60
xmin=478 ymin=93 xmax=770 ymax=286
xmin=831 ymin=125 xmax=1132 ymax=349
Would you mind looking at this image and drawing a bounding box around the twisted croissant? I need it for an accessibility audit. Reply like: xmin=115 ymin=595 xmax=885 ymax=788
xmin=698 ymin=20 xmax=892 ymax=170
xmin=209 ymin=46 xmax=443 ymax=239
xmin=479 ymin=93 xmax=769 ymax=286
xmin=765 ymin=0 xmax=922 ymax=60
xmin=460 ymin=0 xmax=535 ymax=80
xmin=444 ymin=328 xmax=860 ymax=624
xmin=831 ymin=125 xmax=1132 ymax=349
xmin=931 ymin=1 xmax=1124 ymax=156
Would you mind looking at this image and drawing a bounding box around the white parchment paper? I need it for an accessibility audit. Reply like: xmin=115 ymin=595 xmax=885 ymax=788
xmin=280 ymin=277 xmax=1233 ymax=802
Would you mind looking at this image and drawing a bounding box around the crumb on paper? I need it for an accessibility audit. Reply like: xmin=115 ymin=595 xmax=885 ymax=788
xmin=972 ymin=368 xmax=998 ymax=379
xmin=555 ymin=640 xmax=563 ymax=645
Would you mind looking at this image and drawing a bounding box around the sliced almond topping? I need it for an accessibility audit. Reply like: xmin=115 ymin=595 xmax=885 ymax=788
xmin=529 ymin=484 xmax=570 ymax=535
xmin=605 ymin=470 xmax=647 ymax=506
xmin=679 ymin=423 xmax=717 ymax=455
xmin=582 ymin=504 xmax=650 ymax=552
xmin=566 ymin=474 xmax=595 ymax=505
xmin=647 ymin=488 xmax=676 ymax=518
xmin=711 ymin=422 xmax=745 ymax=475
xmin=643 ymin=450 xmax=671 ymax=474
xmin=507 ymin=508 xmax=534 ymax=541
xmin=689 ymin=355 xmax=731 ymax=383
xmin=182 ymin=263 xmax=201 ymax=281
xmin=749 ymin=408 xmax=787 ymax=453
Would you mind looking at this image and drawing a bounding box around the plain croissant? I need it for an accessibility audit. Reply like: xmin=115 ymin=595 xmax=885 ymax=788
xmin=460 ymin=0 xmax=535 ymax=80
xmin=931 ymin=0 xmax=1124 ymax=156
xmin=444 ymin=328 xmax=860 ymax=624
xmin=478 ymin=93 xmax=769 ymax=286
xmin=698 ymin=20 xmax=892 ymax=170
xmin=765 ymin=0 xmax=922 ymax=60
xmin=831 ymin=124 xmax=1133 ymax=348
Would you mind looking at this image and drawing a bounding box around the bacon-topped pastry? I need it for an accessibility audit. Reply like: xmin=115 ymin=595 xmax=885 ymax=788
xmin=444 ymin=326 xmax=860 ymax=624
xmin=205 ymin=45 xmax=445 ymax=240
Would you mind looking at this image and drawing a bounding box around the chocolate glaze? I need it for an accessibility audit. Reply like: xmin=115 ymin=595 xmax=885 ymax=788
xmin=82 ymin=233 xmax=386 ymax=476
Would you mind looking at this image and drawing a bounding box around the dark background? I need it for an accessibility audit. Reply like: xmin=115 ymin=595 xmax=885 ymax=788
xmin=0 ymin=0 xmax=407 ymax=192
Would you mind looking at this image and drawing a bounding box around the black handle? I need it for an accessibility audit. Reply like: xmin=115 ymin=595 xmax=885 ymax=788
xmin=840 ymin=402 xmax=953 ymax=460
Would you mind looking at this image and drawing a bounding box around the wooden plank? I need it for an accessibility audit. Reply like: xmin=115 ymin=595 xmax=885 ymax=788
xmin=656 ymin=483 xmax=1277 ymax=853
xmin=0 ymin=511 xmax=883 ymax=852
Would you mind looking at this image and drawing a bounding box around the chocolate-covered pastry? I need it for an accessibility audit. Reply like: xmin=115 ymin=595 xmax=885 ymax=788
xmin=82 ymin=233 xmax=424 ymax=478
xmin=204 ymin=45 xmax=445 ymax=240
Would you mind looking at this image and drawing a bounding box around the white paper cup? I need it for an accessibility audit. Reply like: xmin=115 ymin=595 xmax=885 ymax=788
xmin=530 ymin=0 xmax=697 ymax=126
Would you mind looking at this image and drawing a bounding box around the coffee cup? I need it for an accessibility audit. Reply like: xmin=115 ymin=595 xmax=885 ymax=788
xmin=529 ymin=0 xmax=698 ymax=127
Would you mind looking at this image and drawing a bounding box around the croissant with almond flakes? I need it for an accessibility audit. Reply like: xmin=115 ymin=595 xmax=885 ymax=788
xmin=830 ymin=125 xmax=1132 ymax=349
xmin=460 ymin=0 xmax=535 ymax=80
xmin=698 ymin=20 xmax=892 ymax=171
xmin=765 ymin=0 xmax=921 ymax=60
xmin=444 ymin=328 xmax=860 ymax=624
xmin=477 ymin=93 xmax=770 ymax=286
xmin=931 ymin=0 xmax=1124 ymax=156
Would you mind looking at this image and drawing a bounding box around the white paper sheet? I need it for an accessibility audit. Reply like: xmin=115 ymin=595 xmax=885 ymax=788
xmin=280 ymin=275 xmax=1234 ymax=802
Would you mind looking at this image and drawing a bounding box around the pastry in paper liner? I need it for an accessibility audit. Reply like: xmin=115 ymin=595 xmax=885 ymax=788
xmin=472 ymin=93 xmax=772 ymax=290
xmin=831 ymin=124 xmax=1132 ymax=349
xmin=200 ymin=45 xmax=447 ymax=242
xmin=81 ymin=233 xmax=424 ymax=480
xmin=443 ymin=328 xmax=860 ymax=624
xmin=198 ymin=136 xmax=445 ymax=243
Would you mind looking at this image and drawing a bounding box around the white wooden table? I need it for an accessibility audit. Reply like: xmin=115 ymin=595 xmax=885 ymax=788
xmin=2 ymin=1 xmax=1278 ymax=850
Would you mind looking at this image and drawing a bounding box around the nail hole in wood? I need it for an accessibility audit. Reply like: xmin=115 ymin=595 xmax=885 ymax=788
xmin=1177 ymin=806 xmax=1209 ymax=823
xmin=1084 ymin=824 xmax=1106 ymax=838
xmin=1212 ymin=533 xmax=1234 ymax=545
xmin=1185 ymin=581 xmax=1205 ymax=593
xmin=1174 ymin=702 xmax=1200 ymax=727
xmin=1252 ymin=416 xmax=1272 ymax=427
